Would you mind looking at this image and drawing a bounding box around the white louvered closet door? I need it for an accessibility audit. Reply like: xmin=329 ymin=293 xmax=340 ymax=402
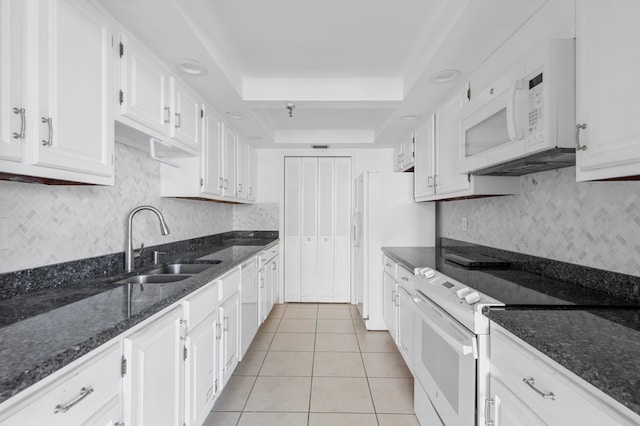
xmin=317 ymin=158 xmax=335 ymax=301
xmin=300 ymin=158 xmax=318 ymax=301
xmin=284 ymin=157 xmax=351 ymax=302
xmin=284 ymin=158 xmax=302 ymax=301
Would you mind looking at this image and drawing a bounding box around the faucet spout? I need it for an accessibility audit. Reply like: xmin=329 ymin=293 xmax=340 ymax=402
xmin=125 ymin=205 xmax=171 ymax=273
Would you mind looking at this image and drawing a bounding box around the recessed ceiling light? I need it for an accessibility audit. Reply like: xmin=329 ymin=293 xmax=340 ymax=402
xmin=225 ymin=111 xmax=245 ymax=120
xmin=177 ymin=59 xmax=207 ymax=76
xmin=433 ymin=69 xmax=461 ymax=83
xmin=401 ymin=114 xmax=421 ymax=121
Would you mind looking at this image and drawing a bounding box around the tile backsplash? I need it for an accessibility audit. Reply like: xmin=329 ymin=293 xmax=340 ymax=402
xmin=233 ymin=202 xmax=279 ymax=231
xmin=0 ymin=144 xmax=234 ymax=274
xmin=437 ymin=167 xmax=640 ymax=277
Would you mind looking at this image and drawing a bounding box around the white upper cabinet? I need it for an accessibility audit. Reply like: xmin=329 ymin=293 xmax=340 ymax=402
xmin=248 ymin=146 xmax=257 ymax=202
xmin=118 ymin=33 xmax=168 ymax=136
xmin=236 ymin=137 xmax=249 ymax=200
xmin=223 ymin=125 xmax=237 ymax=199
xmin=200 ymin=106 xmax=223 ymax=197
xmin=33 ymin=0 xmax=114 ymax=178
xmin=413 ymin=116 xmax=435 ymax=199
xmin=393 ymin=135 xmax=415 ymax=172
xmin=169 ymin=76 xmax=200 ymax=154
xmin=0 ymin=0 xmax=114 ymax=185
xmin=576 ymin=0 xmax=640 ymax=181
xmin=0 ymin=0 xmax=24 ymax=163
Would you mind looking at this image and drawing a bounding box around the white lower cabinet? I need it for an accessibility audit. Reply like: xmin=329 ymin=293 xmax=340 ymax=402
xmin=396 ymin=284 xmax=416 ymax=369
xmin=185 ymin=312 xmax=218 ymax=426
xmin=220 ymin=292 xmax=240 ymax=385
xmin=123 ymin=304 xmax=185 ymax=426
xmin=0 ymin=340 xmax=123 ymax=426
xmin=382 ymin=271 xmax=398 ymax=343
xmin=240 ymin=258 xmax=259 ymax=358
xmin=258 ymin=243 xmax=280 ymax=323
xmin=488 ymin=324 xmax=639 ymax=426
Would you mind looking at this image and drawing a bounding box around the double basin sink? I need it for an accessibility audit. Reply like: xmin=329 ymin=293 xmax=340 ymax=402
xmin=114 ymin=260 xmax=222 ymax=285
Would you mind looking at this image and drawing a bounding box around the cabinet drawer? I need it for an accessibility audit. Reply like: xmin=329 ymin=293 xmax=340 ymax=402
xmin=0 ymin=341 xmax=121 ymax=426
xmin=396 ymin=264 xmax=415 ymax=286
xmin=184 ymin=282 xmax=218 ymax=329
xmin=383 ymin=255 xmax=397 ymax=279
xmin=491 ymin=327 xmax=623 ymax=426
xmin=218 ymin=266 xmax=241 ymax=302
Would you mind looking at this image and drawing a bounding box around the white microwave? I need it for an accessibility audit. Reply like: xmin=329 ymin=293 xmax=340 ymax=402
xmin=460 ymin=39 xmax=576 ymax=175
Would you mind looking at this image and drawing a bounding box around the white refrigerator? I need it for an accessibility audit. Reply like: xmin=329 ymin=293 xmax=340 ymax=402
xmin=353 ymin=172 xmax=435 ymax=330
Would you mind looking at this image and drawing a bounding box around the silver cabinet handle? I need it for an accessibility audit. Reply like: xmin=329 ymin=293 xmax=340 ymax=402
xmin=218 ymin=177 xmax=224 ymax=189
xmin=12 ymin=107 xmax=25 ymax=139
xmin=427 ymin=176 xmax=433 ymax=188
xmin=260 ymin=278 xmax=264 ymax=288
xmin=40 ymin=117 xmax=52 ymax=146
xmin=484 ymin=398 xmax=495 ymax=426
xmin=391 ymin=289 xmax=396 ymax=303
xmin=248 ymin=186 xmax=253 ymax=196
xmin=434 ymin=174 xmax=439 ymax=187
xmin=54 ymin=386 xmax=94 ymax=413
xmin=224 ymin=178 xmax=229 ymax=189
xmin=522 ymin=377 xmax=555 ymax=400
xmin=163 ymin=106 xmax=170 ymax=124
xmin=271 ymin=262 xmax=276 ymax=270
xmin=224 ymin=316 xmax=229 ymax=331
xmin=576 ymin=123 xmax=587 ymax=151
xmin=175 ymin=112 xmax=181 ymax=128
xmin=238 ymin=183 xmax=243 ymax=193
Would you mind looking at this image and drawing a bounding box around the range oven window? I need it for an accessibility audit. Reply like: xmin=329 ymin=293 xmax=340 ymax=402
xmin=421 ymin=324 xmax=460 ymax=411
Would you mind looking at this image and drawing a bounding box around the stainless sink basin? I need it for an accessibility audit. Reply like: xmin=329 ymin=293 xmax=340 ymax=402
xmin=147 ymin=262 xmax=220 ymax=275
xmin=115 ymin=274 xmax=192 ymax=285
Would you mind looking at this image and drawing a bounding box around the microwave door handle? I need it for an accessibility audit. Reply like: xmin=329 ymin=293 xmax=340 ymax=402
xmin=506 ymin=79 xmax=524 ymax=141
xmin=414 ymin=295 xmax=477 ymax=358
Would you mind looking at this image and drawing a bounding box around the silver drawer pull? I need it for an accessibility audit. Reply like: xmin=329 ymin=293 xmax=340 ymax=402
xmin=54 ymin=386 xmax=94 ymax=413
xmin=12 ymin=107 xmax=25 ymax=139
xmin=40 ymin=117 xmax=53 ymax=146
xmin=522 ymin=377 xmax=555 ymax=401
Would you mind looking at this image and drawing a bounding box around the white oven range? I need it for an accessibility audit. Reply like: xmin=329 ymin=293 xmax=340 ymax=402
xmin=411 ymin=267 xmax=503 ymax=426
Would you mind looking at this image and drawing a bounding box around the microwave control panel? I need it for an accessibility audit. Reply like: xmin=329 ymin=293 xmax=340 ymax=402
xmin=528 ymin=72 xmax=544 ymax=138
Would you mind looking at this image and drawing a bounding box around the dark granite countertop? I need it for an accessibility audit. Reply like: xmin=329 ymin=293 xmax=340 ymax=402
xmin=0 ymin=231 xmax=278 ymax=404
xmin=488 ymin=307 xmax=640 ymax=417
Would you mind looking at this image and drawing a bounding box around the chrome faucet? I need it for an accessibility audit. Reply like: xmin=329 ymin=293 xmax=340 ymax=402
xmin=125 ymin=205 xmax=170 ymax=272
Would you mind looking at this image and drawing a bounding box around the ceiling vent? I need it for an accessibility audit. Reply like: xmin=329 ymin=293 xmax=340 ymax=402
xmin=312 ymin=145 xmax=329 ymax=149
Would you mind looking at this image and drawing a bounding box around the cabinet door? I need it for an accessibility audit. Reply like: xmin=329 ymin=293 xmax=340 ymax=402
xmin=576 ymin=0 xmax=640 ymax=181
xmin=383 ymin=272 xmax=398 ymax=343
xmin=220 ymin=293 xmax=240 ymax=384
xmin=489 ymin=377 xmax=546 ymax=426
xmin=223 ymin=126 xmax=237 ymax=198
xmin=185 ymin=312 xmax=219 ymax=426
xmin=317 ymin=158 xmax=335 ymax=301
xmin=169 ymin=77 xmax=199 ymax=154
xmin=397 ymin=286 xmax=415 ymax=368
xmin=402 ymin=136 xmax=414 ymax=169
xmin=240 ymin=259 xmax=259 ymax=356
xmin=123 ymin=305 xmax=184 ymax=426
xmin=236 ymin=138 xmax=249 ymax=200
xmin=393 ymin=143 xmax=403 ymax=171
xmin=284 ymin=157 xmax=302 ymax=302
xmin=435 ymin=94 xmax=470 ymax=195
xmin=300 ymin=157 xmax=318 ymax=301
xmin=35 ymin=0 xmax=113 ymax=178
xmin=201 ymin=106 xmax=223 ymax=197
xmin=414 ymin=116 xmax=436 ymax=199
xmin=0 ymin=0 xmax=24 ymax=163
xmin=333 ymin=158 xmax=351 ymax=302
xmin=248 ymin=146 xmax=258 ymax=201
xmin=119 ymin=34 xmax=168 ymax=135
xmin=268 ymin=256 xmax=279 ymax=314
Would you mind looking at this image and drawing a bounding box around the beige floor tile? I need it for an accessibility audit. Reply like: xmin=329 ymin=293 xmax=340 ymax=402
xmin=377 ymin=414 xmax=421 ymax=426
xmin=308 ymin=413 xmax=378 ymax=426
xmin=244 ymin=376 xmax=311 ymax=412
xmin=356 ymin=332 xmax=398 ymax=352
xmin=315 ymin=333 xmax=360 ymax=352
xmin=260 ymin=351 xmax=313 ymax=376
xmin=353 ymin=318 xmax=368 ymax=333
xmin=268 ymin=305 xmax=286 ymax=319
xmin=317 ymin=309 xmax=352 ymax=319
xmin=269 ymin=333 xmax=316 ymax=351
xmin=317 ymin=303 xmax=351 ymax=310
xmin=238 ymin=412 xmax=308 ymax=426
xmin=202 ymin=411 xmax=241 ymax=426
xmin=369 ymin=378 xmax=414 ymax=414
xmin=316 ymin=319 xmax=355 ymax=333
xmin=310 ymin=377 xmax=374 ymax=413
xmin=212 ymin=376 xmax=256 ymax=412
xmin=234 ymin=350 xmax=267 ymax=376
xmin=277 ymin=318 xmax=317 ymax=333
xmin=286 ymin=303 xmax=319 ymax=308
xmin=313 ymin=352 xmax=365 ymax=377
xmin=283 ymin=308 xmax=318 ymax=319
xmin=362 ymin=352 xmax=412 ymax=378
xmin=259 ymin=318 xmax=281 ymax=333
xmin=249 ymin=332 xmax=275 ymax=351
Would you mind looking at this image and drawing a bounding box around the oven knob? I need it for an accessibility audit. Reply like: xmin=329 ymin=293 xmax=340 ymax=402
xmin=420 ymin=267 xmax=436 ymax=278
xmin=464 ymin=292 xmax=480 ymax=304
xmin=456 ymin=287 xmax=471 ymax=299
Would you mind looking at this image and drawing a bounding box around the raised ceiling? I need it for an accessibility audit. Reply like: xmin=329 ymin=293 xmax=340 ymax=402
xmin=97 ymin=0 xmax=552 ymax=148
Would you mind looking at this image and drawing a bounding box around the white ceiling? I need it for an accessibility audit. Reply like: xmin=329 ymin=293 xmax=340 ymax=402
xmin=97 ymin=0 xmax=552 ymax=148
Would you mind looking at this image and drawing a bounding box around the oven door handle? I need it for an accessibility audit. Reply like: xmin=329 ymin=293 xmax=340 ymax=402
xmin=413 ymin=294 xmax=477 ymax=358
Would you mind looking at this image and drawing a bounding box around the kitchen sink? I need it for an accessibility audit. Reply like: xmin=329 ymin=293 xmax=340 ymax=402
xmin=114 ymin=274 xmax=192 ymax=285
xmin=147 ymin=262 xmax=221 ymax=275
